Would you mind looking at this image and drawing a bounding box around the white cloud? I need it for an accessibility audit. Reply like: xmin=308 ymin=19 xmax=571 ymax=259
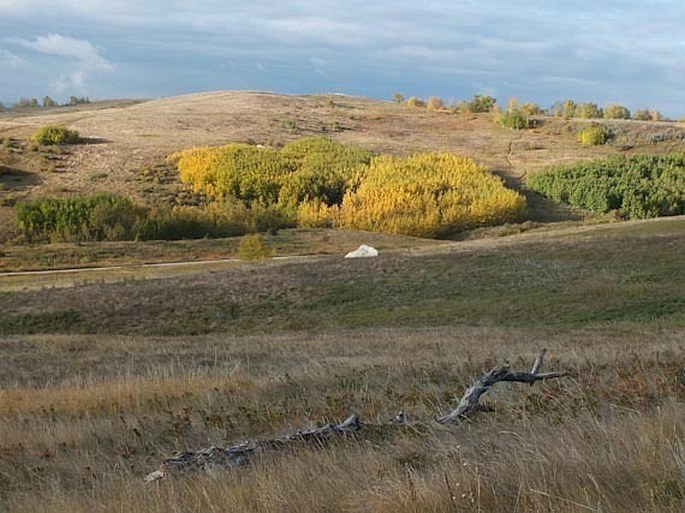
xmin=1 ymin=2 xmax=685 ymax=114
xmin=265 ymin=17 xmax=366 ymax=47
xmin=53 ymin=70 xmax=87 ymax=93
xmin=0 ymin=49 xmax=26 ymax=67
xmin=15 ymin=33 xmax=112 ymax=70
xmin=10 ymin=33 xmax=114 ymax=95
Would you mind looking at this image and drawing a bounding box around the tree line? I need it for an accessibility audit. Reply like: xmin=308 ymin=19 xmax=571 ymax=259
xmin=0 ymin=96 xmax=91 ymax=111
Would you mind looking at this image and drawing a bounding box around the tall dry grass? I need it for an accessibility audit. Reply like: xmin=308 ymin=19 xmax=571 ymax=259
xmin=1 ymin=327 xmax=684 ymax=512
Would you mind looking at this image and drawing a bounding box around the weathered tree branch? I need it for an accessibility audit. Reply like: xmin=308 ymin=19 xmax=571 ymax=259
xmin=145 ymin=349 xmax=567 ymax=482
xmin=436 ymin=349 xmax=567 ymax=424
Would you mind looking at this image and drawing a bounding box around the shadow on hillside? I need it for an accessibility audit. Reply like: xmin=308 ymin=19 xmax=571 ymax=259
xmin=0 ymin=167 xmax=42 ymax=189
xmin=78 ymin=137 xmax=111 ymax=145
xmin=522 ymin=189 xmax=583 ymax=223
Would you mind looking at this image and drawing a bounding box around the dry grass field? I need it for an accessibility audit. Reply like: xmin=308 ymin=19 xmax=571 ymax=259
xmin=1 ymin=215 xmax=684 ymax=512
xmin=0 ymin=92 xmax=684 ymax=512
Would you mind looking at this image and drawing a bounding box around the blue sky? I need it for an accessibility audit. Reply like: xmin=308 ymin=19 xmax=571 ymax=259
xmin=1 ymin=1 xmax=684 ymax=116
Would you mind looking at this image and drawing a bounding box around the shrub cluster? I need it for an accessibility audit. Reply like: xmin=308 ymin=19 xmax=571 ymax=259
xmin=172 ymin=137 xmax=371 ymax=215
xmin=14 ymin=195 xmax=287 ymax=243
xmin=405 ymin=97 xmax=427 ymax=108
xmin=577 ymin=125 xmax=612 ymax=146
xmin=527 ymin=154 xmax=685 ymax=218
xmin=30 ymin=125 xmax=80 ymax=145
xmin=633 ymin=109 xmax=664 ymax=122
xmin=603 ymin=104 xmax=631 ymax=120
xmin=337 ymin=153 xmax=527 ymax=237
xmin=172 ymin=144 xmax=293 ymax=204
xmin=497 ymin=109 xmax=532 ymax=130
xmin=173 ymin=138 xmax=526 ymax=239
xmin=550 ymin=100 xmax=635 ymax=120
xmin=15 ymin=194 xmax=142 ymax=242
xmin=576 ymin=102 xmax=603 ymax=119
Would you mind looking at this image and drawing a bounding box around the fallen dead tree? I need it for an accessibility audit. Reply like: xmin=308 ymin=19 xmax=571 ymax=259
xmin=145 ymin=349 xmax=567 ymax=482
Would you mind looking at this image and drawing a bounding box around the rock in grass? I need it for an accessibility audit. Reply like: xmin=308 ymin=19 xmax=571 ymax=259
xmin=345 ymin=245 xmax=379 ymax=258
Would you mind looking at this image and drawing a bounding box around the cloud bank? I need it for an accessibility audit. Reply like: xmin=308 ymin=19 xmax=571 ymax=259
xmin=0 ymin=1 xmax=684 ymax=115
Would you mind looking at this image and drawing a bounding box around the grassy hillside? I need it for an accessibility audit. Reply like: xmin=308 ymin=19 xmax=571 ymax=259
xmin=2 ymin=91 xmax=685 ymax=243
xmin=1 ymin=218 xmax=683 ymax=512
xmin=1 ymin=217 xmax=682 ymax=336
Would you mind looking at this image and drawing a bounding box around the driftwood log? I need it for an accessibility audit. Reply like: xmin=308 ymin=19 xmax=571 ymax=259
xmin=145 ymin=349 xmax=567 ymax=482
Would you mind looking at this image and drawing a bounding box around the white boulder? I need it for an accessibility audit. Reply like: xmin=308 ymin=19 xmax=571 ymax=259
xmin=344 ymin=245 xmax=379 ymax=258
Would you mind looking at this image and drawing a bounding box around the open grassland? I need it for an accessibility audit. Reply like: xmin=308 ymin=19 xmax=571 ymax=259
xmin=1 ymin=91 xmax=684 ymax=511
xmin=0 ymin=228 xmax=442 ymax=274
xmin=1 ymin=217 xmax=684 ymax=512
xmin=1 ymin=217 xmax=682 ymax=335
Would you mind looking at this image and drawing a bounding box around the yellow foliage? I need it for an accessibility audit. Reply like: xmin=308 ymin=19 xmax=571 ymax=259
xmin=169 ymin=144 xmax=291 ymax=203
xmin=237 ymin=233 xmax=272 ymax=260
xmin=338 ymin=153 xmax=526 ymax=237
xmin=297 ymin=200 xmax=339 ymax=228
xmin=170 ymin=139 xmax=528 ymax=239
xmin=426 ymin=96 xmax=445 ymax=110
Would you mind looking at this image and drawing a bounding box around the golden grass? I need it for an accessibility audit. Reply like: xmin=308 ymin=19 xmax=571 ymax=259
xmin=1 ymin=326 xmax=684 ymax=512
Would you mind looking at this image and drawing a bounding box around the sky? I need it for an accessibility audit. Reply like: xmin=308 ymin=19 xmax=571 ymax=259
xmin=1 ymin=0 xmax=684 ymax=116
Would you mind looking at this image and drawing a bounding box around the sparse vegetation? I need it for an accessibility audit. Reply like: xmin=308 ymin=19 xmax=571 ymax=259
xmin=405 ymin=96 xmax=426 ymax=108
xmin=425 ymin=96 xmax=445 ymax=110
xmin=30 ymin=124 xmax=80 ymax=145
xmin=1 ymin=89 xmax=685 ymax=513
xmin=527 ymin=154 xmax=685 ymax=218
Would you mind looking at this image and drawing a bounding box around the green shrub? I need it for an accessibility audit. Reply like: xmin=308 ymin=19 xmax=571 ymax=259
xmin=527 ymin=154 xmax=685 ymax=218
xmin=577 ymin=125 xmax=611 ymax=146
xmin=134 ymin=202 xmax=252 ymax=241
xmin=278 ymin=137 xmax=371 ymax=211
xmin=468 ymin=94 xmax=497 ymax=113
xmin=16 ymin=194 xmax=142 ymax=242
xmin=237 ymin=233 xmax=272 ymax=260
xmin=498 ymin=109 xmax=532 ymax=130
xmin=30 ymin=125 xmax=80 ymax=145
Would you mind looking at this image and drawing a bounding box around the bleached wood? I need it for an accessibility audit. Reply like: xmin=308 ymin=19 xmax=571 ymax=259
xmin=145 ymin=350 xmax=567 ymax=482
xmin=435 ymin=349 xmax=567 ymax=424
